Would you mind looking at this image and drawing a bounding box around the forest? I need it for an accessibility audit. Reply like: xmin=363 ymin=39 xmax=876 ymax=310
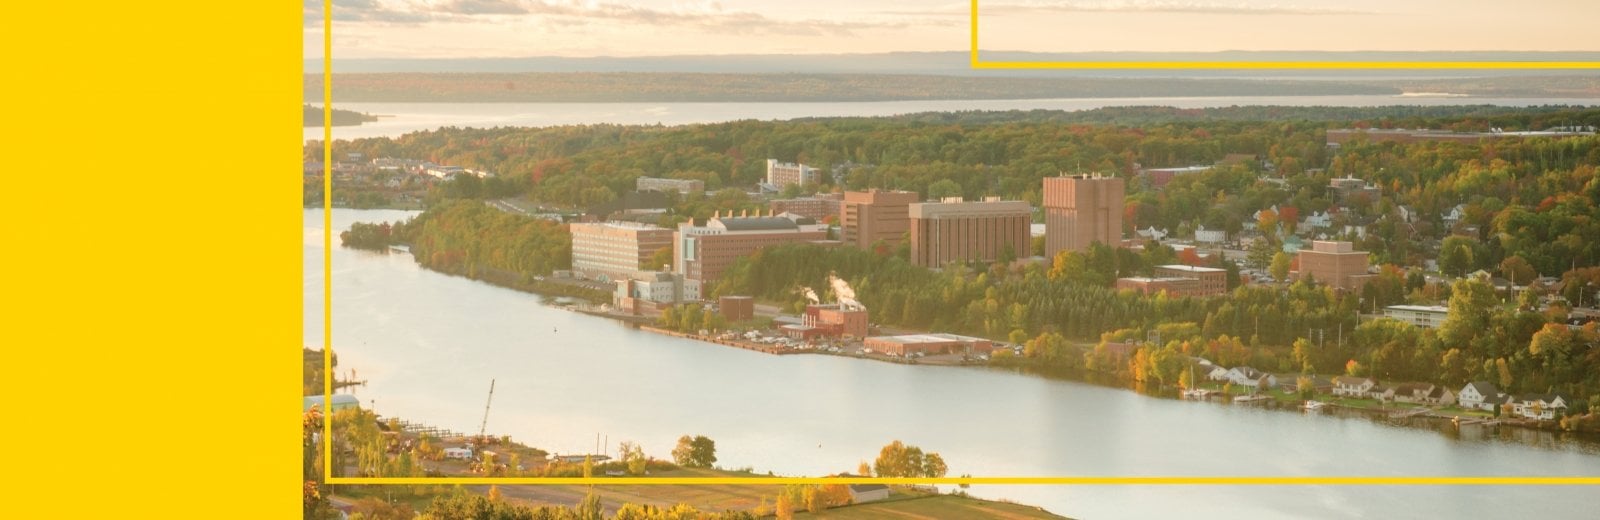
xmin=305 ymin=104 xmax=379 ymax=127
xmin=334 ymin=104 xmax=1600 ymax=418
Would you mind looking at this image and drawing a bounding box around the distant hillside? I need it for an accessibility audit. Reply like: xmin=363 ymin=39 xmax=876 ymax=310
xmin=304 ymin=104 xmax=378 ymax=127
xmin=311 ymin=72 xmax=1401 ymax=103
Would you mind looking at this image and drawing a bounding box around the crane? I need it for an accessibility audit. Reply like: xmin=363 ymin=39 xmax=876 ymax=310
xmin=477 ymin=379 xmax=496 ymax=445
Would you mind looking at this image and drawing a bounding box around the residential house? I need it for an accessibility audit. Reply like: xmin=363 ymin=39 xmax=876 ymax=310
xmin=1368 ymin=384 xmax=1392 ymax=401
xmin=1205 ymin=365 xmax=1231 ymax=381
xmin=1458 ymin=381 xmax=1505 ymax=411
xmin=1392 ymin=383 xmax=1454 ymax=405
xmin=1332 ymin=376 xmax=1375 ymax=397
xmin=1510 ymin=394 xmax=1570 ymax=420
xmin=1225 ymin=367 xmax=1276 ymax=389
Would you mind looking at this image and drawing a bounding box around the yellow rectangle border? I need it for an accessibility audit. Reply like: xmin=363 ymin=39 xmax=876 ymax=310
xmin=319 ymin=0 xmax=1600 ymax=485
xmin=967 ymin=0 xmax=1600 ymax=69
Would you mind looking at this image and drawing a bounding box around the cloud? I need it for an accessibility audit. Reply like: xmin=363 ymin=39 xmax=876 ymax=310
xmin=304 ymin=0 xmax=954 ymax=35
xmin=888 ymin=0 xmax=1373 ymax=17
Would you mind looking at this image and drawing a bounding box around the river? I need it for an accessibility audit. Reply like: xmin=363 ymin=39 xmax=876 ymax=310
xmin=305 ymin=96 xmax=1599 ymax=141
xmin=305 ymin=209 xmax=1599 ymax=519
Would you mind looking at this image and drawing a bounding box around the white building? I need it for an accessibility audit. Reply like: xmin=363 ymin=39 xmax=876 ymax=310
xmin=766 ymin=159 xmax=819 ymax=189
xmin=1384 ymin=305 xmax=1449 ymax=329
xmin=1194 ymin=225 xmax=1226 ymax=244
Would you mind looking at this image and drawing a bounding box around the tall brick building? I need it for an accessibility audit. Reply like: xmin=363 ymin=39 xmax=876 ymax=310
xmin=908 ymin=197 xmax=1030 ymax=268
xmin=841 ymin=189 xmax=920 ymax=250
xmin=1043 ymin=174 xmax=1124 ymax=258
xmin=1293 ymin=241 xmax=1374 ymax=291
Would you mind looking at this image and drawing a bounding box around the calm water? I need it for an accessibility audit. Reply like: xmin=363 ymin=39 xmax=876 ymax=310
xmin=306 ymin=209 xmax=1599 ymax=519
xmin=306 ymin=96 xmax=1599 ymax=141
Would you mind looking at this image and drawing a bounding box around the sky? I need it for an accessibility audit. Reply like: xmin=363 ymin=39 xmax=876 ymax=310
xmin=302 ymin=0 xmax=1600 ymax=59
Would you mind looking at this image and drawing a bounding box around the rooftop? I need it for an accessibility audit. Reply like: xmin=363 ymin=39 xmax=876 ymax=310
xmin=1157 ymin=264 xmax=1226 ymax=273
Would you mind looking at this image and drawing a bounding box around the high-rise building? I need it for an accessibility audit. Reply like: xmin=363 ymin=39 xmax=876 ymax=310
xmin=908 ymin=197 xmax=1031 ymax=268
xmin=766 ymin=159 xmax=819 ymax=189
xmin=674 ymin=212 xmax=831 ymax=287
xmin=841 ymin=189 xmax=919 ymax=250
xmin=1293 ymin=241 xmax=1374 ymax=291
xmin=568 ymin=221 xmax=675 ymax=281
xmin=1043 ymin=174 xmax=1124 ymax=258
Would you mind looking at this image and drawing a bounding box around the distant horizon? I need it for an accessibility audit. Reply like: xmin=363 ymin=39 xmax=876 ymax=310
xmin=305 ymin=0 xmax=1600 ymax=59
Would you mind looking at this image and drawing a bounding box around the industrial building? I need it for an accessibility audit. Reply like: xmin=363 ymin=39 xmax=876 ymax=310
xmin=864 ymin=334 xmax=994 ymax=357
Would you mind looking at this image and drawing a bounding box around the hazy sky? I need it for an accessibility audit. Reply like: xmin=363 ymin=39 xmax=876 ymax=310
xmin=302 ymin=0 xmax=1600 ymax=59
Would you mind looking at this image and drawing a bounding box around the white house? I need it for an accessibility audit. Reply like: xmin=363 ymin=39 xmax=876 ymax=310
xmin=1136 ymin=226 xmax=1170 ymax=241
xmin=1510 ymin=394 xmax=1570 ymax=420
xmin=444 ymin=447 xmax=473 ymax=460
xmin=1457 ymin=381 xmax=1505 ymax=411
xmin=1205 ymin=365 xmax=1231 ymax=381
xmin=1195 ymin=225 xmax=1227 ymax=244
xmin=1442 ymin=204 xmax=1466 ymax=224
xmin=1225 ymin=367 xmax=1275 ymax=388
xmin=847 ymin=483 xmax=890 ymax=503
xmin=1300 ymin=211 xmax=1333 ymax=230
xmin=1332 ymin=376 xmax=1375 ymax=397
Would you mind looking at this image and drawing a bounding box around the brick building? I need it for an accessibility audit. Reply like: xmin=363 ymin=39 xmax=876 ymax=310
xmin=841 ymin=189 xmax=920 ymax=250
xmin=864 ymin=334 xmax=994 ymax=357
xmin=1043 ymin=174 xmax=1124 ymax=258
xmin=908 ymin=197 xmax=1030 ymax=268
xmin=674 ymin=213 xmax=831 ymax=288
xmin=1116 ymin=277 xmax=1205 ymax=297
xmin=1153 ymin=264 xmax=1228 ymax=296
xmin=769 ymin=194 xmax=842 ymax=222
xmin=1293 ymin=240 xmax=1374 ymax=291
xmin=802 ymin=304 xmax=869 ymax=339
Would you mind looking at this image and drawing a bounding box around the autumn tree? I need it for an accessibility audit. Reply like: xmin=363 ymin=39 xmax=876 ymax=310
xmin=1270 ymin=251 xmax=1292 ymax=283
xmin=873 ymin=440 xmax=947 ymax=478
xmin=672 ymin=435 xmax=717 ymax=468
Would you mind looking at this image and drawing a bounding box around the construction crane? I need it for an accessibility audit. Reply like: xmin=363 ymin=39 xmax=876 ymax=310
xmin=477 ymin=379 xmax=496 ymax=445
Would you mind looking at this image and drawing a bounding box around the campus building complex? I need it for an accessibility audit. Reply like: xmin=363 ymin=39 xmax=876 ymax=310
xmin=841 ymin=189 xmax=920 ymax=250
xmin=1043 ymin=174 xmax=1124 ymax=258
xmin=907 ymin=197 xmax=1030 ymax=268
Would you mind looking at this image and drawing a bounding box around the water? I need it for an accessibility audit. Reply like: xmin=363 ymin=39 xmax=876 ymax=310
xmin=306 ymin=209 xmax=1600 ymax=519
xmin=306 ymin=96 xmax=1600 ymax=141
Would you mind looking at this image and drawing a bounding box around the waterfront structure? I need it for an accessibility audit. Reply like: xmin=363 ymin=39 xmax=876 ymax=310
xmin=841 ymin=189 xmax=919 ymax=249
xmin=636 ymin=176 xmax=705 ymax=195
xmin=612 ymin=272 xmax=701 ymax=316
xmin=1116 ymin=277 xmax=1203 ymax=297
xmin=1510 ymin=393 xmax=1570 ymax=420
xmin=766 ymin=159 xmax=819 ymax=189
xmin=907 ymin=197 xmax=1030 ymax=268
xmin=1292 ymin=240 xmax=1374 ymax=291
xmin=769 ymin=194 xmax=841 ymax=222
xmin=1043 ymin=174 xmax=1124 ymax=258
xmin=674 ymin=212 xmax=831 ymax=287
xmin=569 ymin=221 xmax=674 ymax=282
xmin=864 ymin=333 xmax=994 ymax=357
xmin=802 ymin=304 xmax=869 ymax=339
xmin=1154 ymin=264 xmax=1228 ymax=296
xmin=302 ymin=394 xmax=360 ymax=412
xmin=1383 ymin=305 xmax=1450 ymax=329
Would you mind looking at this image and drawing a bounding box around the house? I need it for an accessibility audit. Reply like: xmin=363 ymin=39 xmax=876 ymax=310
xmin=1300 ymin=211 xmax=1333 ymax=230
xmin=1225 ymin=367 xmax=1276 ymax=389
xmin=1458 ymin=381 xmax=1505 ymax=411
xmin=1510 ymin=394 xmax=1570 ymax=420
xmin=1332 ymin=376 xmax=1375 ymax=397
xmin=848 ymin=483 xmax=891 ymax=503
xmin=1368 ymin=384 xmax=1392 ymax=401
xmin=1442 ymin=204 xmax=1466 ymax=224
xmin=1136 ymin=226 xmax=1169 ymax=241
xmin=1392 ymin=383 xmax=1453 ymax=405
xmin=1195 ymin=225 xmax=1227 ymax=244
xmin=443 ymin=447 xmax=473 ymax=460
xmin=1205 ymin=365 xmax=1231 ymax=381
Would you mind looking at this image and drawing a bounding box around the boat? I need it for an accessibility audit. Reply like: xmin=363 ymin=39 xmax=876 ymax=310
xmin=1302 ymin=400 xmax=1326 ymax=411
xmin=1182 ymin=388 xmax=1212 ymax=400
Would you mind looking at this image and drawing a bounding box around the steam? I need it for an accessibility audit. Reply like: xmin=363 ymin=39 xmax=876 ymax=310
xmin=801 ymin=287 xmax=820 ymax=305
xmin=829 ymin=274 xmax=864 ymax=311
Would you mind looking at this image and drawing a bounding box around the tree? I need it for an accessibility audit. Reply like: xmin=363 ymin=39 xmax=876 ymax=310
xmin=774 ymin=493 xmax=794 ymax=520
xmin=873 ymin=440 xmax=946 ymax=478
xmin=1439 ymin=236 xmax=1476 ymax=278
xmin=672 ymin=435 xmax=716 ymax=468
xmin=646 ymin=246 xmax=674 ymax=272
xmin=487 ymin=485 xmax=503 ymax=503
xmin=619 ymin=440 xmax=647 ymax=475
xmin=857 ymin=461 xmax=872 ymax=477
xmin=928 ymin=179 xmax=962 ymax=200
xmin=1270 ymin=251 xmax=1292 ymax=283
xmin=1498 ymin=255 xmax=1536 ymax=287
xmin=803 ymin=486 xmax=823 ymax=513
xmin=577 ymin=493 xmax=603 ymax=520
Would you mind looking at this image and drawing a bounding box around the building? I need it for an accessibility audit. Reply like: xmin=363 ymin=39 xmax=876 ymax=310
xmin=1043 ymin=174 xmax=1124 ymax=258
xmin=1154 ymin=265 xmax=1228 ymax=296
xmin=718 ymin=296 xmax=754 ymax=322
xmin=612 ymin=272 xmax=701 ymax=316
xmin=1332 ymin=376 xmax=1376 ymax=397
xmin=635 ymin=176 xmax=705 ymax=195
xmin=1293 ymin=241 xmax=1374 ymax=291
xmin=1140 ymin=165 xmax=1211 ymax=189
xmin=674 ymin=212 xmax=831 ymax=287
xmin=1194 ymin=225 xmax=1227 ymax=244
xmin=1116 ymin=277 xmax=1204 ymax=297
xmin=569 ymin=221 xmax=675 ymax=282
xmin=802 ymin=304 xmax=869 ymax=339
xmin=766 ymin=159 xmax=819 ymax=189
xmin=1329 ymin=175 xmax=1382 ymax=205
xmin=1458 ymin=381 xmax=1506 ymax=411
xmin=1383 ymin=305 xmax=1449 ymax=329
xmin=1510 ymin=393 xmax=1570 ymax=420
xmin=841 ymin=189 xmax=920 ymax=250
xmin=908 ymin=197 xmax=1030 ymax=268
xmin=769 ymin=195 xmax=841 ymax=222
xmin=846 ymin=483 xmax=890 ymax=504
xmin=864 ymin=334 xmax=994 ymax=357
